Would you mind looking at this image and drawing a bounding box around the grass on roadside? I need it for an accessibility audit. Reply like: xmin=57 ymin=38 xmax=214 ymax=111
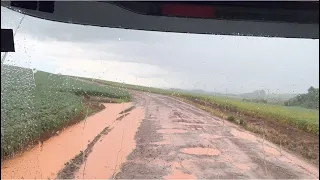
xmin=178 ymin=94 xmax=319 ymax=135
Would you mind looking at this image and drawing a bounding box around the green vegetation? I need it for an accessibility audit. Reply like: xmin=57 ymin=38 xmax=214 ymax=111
xmin=226 ymin=116 xmax=235 ymax=122
xmin=1 ymin=65 xmax=130 ymax=159
xmin=284 ymin=86 xmax=319 ymax=110
xmin=178 ymin=93 xmax=319 ymax=135
xmin=242 ymin=98 xmax=268 ymax=104
xmin=239 ymin=119 xmax=247 ymax=127
xmin=86 ymin=78 xmax=173 ymax=95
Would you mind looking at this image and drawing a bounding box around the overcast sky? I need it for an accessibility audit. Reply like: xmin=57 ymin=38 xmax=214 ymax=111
xmin=1 ymin=7 xmax=319 ymax=94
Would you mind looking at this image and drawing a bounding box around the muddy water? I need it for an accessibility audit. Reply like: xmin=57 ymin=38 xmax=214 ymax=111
xmin=74 ymin=107 xmax=144 ymax=179
xmin=1 ymin=103 xmax=132 ymax=179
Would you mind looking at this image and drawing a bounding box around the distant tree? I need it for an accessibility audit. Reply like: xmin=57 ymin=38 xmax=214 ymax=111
xmin=284 ymin=86 xmax=319 ymax=109
xmin=308 ymin=86 xmax=316 ymax=93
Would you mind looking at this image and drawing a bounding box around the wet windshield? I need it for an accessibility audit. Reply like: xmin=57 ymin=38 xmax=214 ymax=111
xmin=1 ymin=6 xmax=319 ymax=179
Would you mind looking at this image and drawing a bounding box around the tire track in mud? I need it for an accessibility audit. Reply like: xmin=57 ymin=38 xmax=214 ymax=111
xmin=72 ymin=105 xmax=145 ymax=179
xmin=56 ymin=103 xmax=144 ymax=179
xmin=55 ymin=126 xmax=113 ymax=179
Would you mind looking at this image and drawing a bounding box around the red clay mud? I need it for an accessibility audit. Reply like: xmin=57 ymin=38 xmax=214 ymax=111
xmin=1 ymin=103 xmax=132 ymax=179
xmin=74 ymin=107 xmax=144 ymax=179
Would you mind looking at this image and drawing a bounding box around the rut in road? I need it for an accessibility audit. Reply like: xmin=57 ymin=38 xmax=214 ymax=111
xmin=114 ymin=92 xmax=319 ymax=179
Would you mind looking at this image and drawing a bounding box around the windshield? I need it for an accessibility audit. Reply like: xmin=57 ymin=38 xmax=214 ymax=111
xmin=1 ymin=6 xmax=319 ymax=179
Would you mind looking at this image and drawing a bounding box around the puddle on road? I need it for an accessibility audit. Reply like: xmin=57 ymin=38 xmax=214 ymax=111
xmin=180 ymin=147 xmax=221 ymax=156
xmin=157 ymin=129 xmax=187 ymax=134
xmin=1 ymin=103 xmax=132 ymax=179
xmin=74 ymin=107 xmax=144 ymax=179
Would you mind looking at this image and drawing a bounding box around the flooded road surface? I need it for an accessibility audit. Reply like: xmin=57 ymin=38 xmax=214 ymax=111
xmin=1 ymin=91 xmax=319 ymax=179
xmin=114 ymin=92 xmax=319 ymax=179
xmin=74 ymin=107 xmax=144 ymax=179
xmin=1 ymin=103 xmax=132 ymax=179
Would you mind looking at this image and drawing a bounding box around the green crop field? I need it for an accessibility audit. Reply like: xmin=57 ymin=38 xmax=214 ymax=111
xmin=1 ymin=65 xmax=130 ymax=159
xmin=178 ymin=94 xmax=319 ymax=135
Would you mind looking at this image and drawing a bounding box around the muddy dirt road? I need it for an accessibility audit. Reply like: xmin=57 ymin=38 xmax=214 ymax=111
xmin=113 ymin=91 xmax=318 ymax=179
xmin=1 ymin=91 xmax=318 ymax=179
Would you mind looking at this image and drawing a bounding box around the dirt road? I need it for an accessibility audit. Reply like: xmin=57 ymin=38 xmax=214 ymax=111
xmin=113 ymin=91 xmax=318 ymax=179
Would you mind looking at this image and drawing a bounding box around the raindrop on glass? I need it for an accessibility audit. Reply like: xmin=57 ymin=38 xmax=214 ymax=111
xmin=32 ymin=68 xmax=37 ymax=74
